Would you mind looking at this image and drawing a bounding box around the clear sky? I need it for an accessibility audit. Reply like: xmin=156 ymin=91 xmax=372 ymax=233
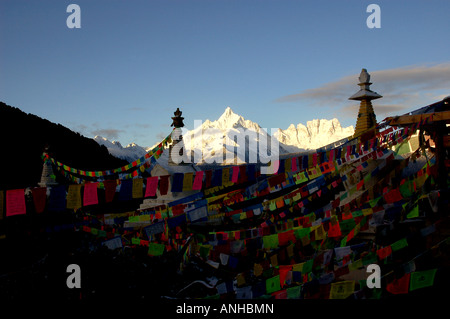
xmin=1 ymin=0 xmax=449 ymax=147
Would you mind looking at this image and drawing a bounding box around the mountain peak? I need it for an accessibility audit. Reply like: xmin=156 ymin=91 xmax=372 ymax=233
xmin=216 ymin=106 xmax=245 ymax=129
xmin=218 ymin=106 xmax=239 ymax=120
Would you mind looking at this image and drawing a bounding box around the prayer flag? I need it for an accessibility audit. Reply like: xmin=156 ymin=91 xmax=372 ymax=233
xmin=287 ymin=285 xmax=301 ymax=299
xmin=377 ymin=246 xmax=392 ymax=260
xmin=132 ymin=178 xmax=144 ymax=198
xmin=172 ymin=173 xmax=184 ymax=192
xmin=145 ymin=176 xmax=159 ymax=197
xmin=387 ymin=273 xmax=410 ymax=294
xmin=6 ymin=189 xmax=26 ymax=217
xmin=159 ymin=175 xmax=170 ymax=195
xmin=32 ymin=187 xmax=47 ymax=213
xmin=66 ymin=184 xmax=82 ymax=210
xmin=329 ymin=281 xmax=355 ymax=299
xmin=231 ymin=166 xmax=239 ymax=183
xmin=263 ymin=234 xmax=279 ymax=250
xmin=407 ymin=205 xmax=419 ymax=219
xmin=103 ymin=180 xmax=117 ymax=203
xmin=266 ymin=275 xmax=281 ymax=294
xmin=409 ymin=269 xmax=437 ymax=291
xmin=192 ymin=171 xmax=204 ymax=190
xmin=48 ymin=185 xmax=66 ymax=212
xmin=182 ymin=173 xmax=193 ymax=191
xmin=391 ymin=238 xmax=408 ymax=252
xmin=291 ymin=157 xmax=298 ymax=172
xmin=148 ymin=242 xmax=165 ymax=256
xmin=83 ymin=182 xmax=98 ymax=206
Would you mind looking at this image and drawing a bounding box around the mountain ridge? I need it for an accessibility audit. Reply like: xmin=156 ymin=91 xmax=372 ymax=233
xmin=96 ymin=107 xmax=354 ymax=163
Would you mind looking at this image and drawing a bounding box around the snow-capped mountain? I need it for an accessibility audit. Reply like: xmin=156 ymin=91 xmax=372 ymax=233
xmin=273 ymin=118 xmax=354 ymax=151
xmin=93 ymin=107 xmax=354 ymax=164
xmin=93 ymin=136 xmax=150 ymax=162
xmin=180 ymin=107 xmax=290 ymax=165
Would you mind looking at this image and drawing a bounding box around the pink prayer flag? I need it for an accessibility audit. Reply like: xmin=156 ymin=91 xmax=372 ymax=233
xmin=329 ymin=149 xmax=335 ymax=162
xmin=291 ymin=157 xmax=298 ymax=172
xmin=6 ymin=189 xmax=26 ymax=217
xmin=145 ymin=176 xmax=159 ymax=197
xmin=231 ymin=166 xmax=239 ymax=183
xmin=83 ymin=183 xmax=98 ymax=206
xmin=192 ymin=171 xmax=204 ymax=190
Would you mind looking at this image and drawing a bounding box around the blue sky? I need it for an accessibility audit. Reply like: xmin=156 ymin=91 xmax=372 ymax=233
xmin=1 ymin=0 xmax=449 ymax=147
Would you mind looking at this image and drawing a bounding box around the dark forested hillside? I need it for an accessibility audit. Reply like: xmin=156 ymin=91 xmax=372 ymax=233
xmin=0 ymin=102 xmax=128 ymax=189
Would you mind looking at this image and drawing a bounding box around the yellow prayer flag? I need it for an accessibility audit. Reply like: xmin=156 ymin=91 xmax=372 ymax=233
xmin=293 ymin=262 xmax=304 ymax=273
xmin=330 ymin=281 xmax=355 ymax=299
xmin=315 ymin=224 xmax=326 ymax=240
xmin=254 ymin=263 xmax=263 ymax=277
xmin=270 ymin=254 xmax=278 ymax=267
xmin=236 ymin=273 xmax=246 ymax=287
xmin=132 ymin=178 xmax=144 ymax=199
xmin=182 ymin=173 xmax=193 ymax=191
xmin=66 ymin=184 xmax=82 ymax=210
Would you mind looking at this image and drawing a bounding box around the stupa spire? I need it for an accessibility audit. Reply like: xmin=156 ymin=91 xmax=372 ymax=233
xmin=349 ymin=68 xmax=382 ymax=137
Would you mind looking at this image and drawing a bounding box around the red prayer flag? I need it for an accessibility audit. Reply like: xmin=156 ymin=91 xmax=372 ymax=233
xmin=192 ymin=171 xmax=204 ymax=190
xmin=103 ymin=180 xmax=117 ymax=203
xmin=328 ymin=221 xmax=342 ymax=237
xmin=159 ymin=175 xmax=170 ymax=195
xmin=387 ymin=273 xmax=410 ymax=294
xmin=383 ymin=188 xmax=403 ymax=203
xmin=291 ymin=157 xmax=298 ymax=172
xmin=231 ymin=166 xmax=239 ymax=183
xmin=278 ymin=230 xmax=295 ymax=246
xmin=279 ymin=265 xmax=292 ymax=288
xmin=32 ymin=187 xmax=47 ymax=213
xmin=377 ymin=246 xmax=392 ymax=260
xmin=83 ymin=182 xmax=98 ymax=206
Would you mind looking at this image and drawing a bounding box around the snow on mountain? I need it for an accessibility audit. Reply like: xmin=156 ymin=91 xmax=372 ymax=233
xmin=273 ymin=118 xmax=354 ymax=151
xmin=93 ymin=136 xmax=149 ymax=162
xmin=93 ymin=107 xmax=354 ymax=165
xmin=181 ymin=107 xmax=290 ymax=165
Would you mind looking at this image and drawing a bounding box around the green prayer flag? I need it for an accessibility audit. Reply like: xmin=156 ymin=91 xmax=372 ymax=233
xmin=199 ymin=245 xmax=211 ymax=258
xmin=148 ymin=242 xmax=165 ymax=256
xmin=302 ymin=259 xmax=313 ymax=274
xmin=352 ymin=210 xmax=363 ymax=218
xmin=287 ymin=285 xmax=301 ymax=299
xmin=266 ymin=275 xmax=281 ymax=294
xmin=340 ymin=219 xmax=356 ymax=233
xmin=400 ymin=180 xmax=414 ymax=198
xmin=263 ymin=234 xmax=279 ymax=250
xmin=294 ymin=227 xmax=310 ymax=239
xmin=362 ymin=253 xmax=377 ymax=265
xmin=340 ymin=236 xmax=348 ymax=247
xmin=409 ymin=269 xmax=437 ymax=291
xmin=407 ymin=205 xmax=419 ymax=219
xmin=391 ymin=238 xmax=408 ymax=252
